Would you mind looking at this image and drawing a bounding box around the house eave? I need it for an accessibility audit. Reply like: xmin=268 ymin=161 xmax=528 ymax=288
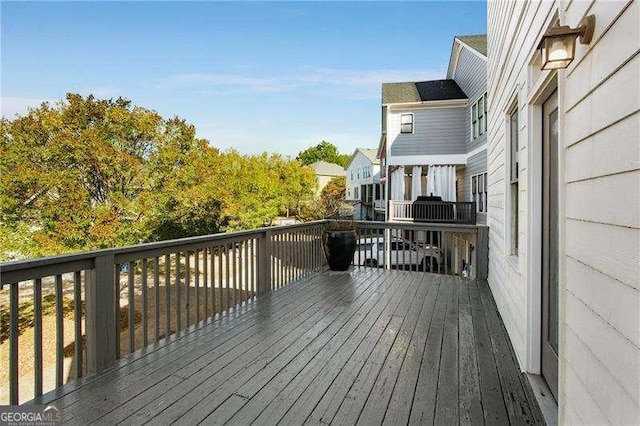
xmin=385 ymin=98 xmax=469 ymax=110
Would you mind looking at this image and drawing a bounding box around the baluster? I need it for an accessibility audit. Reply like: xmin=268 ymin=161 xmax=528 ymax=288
xmin=55 ymin=274 xmax=64 ymax=387
xmin=34 ymin=278 xmax=43 ymax=397
xmin=214 ymin=247 xmax=218 ymax=317
xmin=164 ymin=254 xmax=171 ymax=338
xmin=154 ymin=257 xmax=160 ymax=342
xmin=128 ymin=265 xmax=135 ymax=354
xmin=73 ymin=271 xmax=83 ymax=379
xmin=203 ymin=248 xmax=208 ymax=320
xmin=195 ymin=249 xmax=200 ymax=323
xmin=141 ymin=259 xmax=148 ymax=348
xmin=175 ymin=252 xmax=182 ymax=332
xmin=9 ymin=283 xmax=19 ymax=404
xmin=185 ymin=251 xmax=190 ymax=326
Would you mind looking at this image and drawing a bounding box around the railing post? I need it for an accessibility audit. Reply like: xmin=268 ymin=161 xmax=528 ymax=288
xmin=384 ymin=228 xmax=391 ymax=270
xmin=476 ymin=226 xmax=489 ymax=279
xmin=471 ymin=202 xmax=477 ymax=224
xmin=86 ymin=253 xmax=117 ymax=374
xmin=257 ymin=229 xmax=272 ymax=294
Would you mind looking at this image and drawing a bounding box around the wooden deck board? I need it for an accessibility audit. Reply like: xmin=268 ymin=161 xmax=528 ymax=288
xmin=44 ymin=268 xmax=542 ymax=425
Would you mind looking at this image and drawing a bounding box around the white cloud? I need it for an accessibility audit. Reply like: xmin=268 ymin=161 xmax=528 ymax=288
xmin=1 ymin=88 xmax=126 ymax=119
xmin=165 ymin=67 xmax=445 ymax=99
xmin=1 ymin=97 xmax=55 ymax=118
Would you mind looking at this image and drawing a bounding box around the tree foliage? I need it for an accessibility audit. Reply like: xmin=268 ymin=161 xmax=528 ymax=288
xmin=300 ymin=176 xmax=347 ymax=220
xmin=297 ymin=141 xmax=350 ymax=168
xmin=1 ymin=94 xmax=317 ymax=260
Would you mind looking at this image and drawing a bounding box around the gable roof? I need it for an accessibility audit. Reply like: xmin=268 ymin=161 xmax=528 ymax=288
xmin=382 ymin=79 xmax=467 ymax=105
xmin=358 ymin=148 xmax=379 ymax=163
xmin=308 ymin=161 xmax=346 ymax=176
xmin=456 ymin=34 xmax=487 ymax=56
xmin=447 ymin=34 xmax=487 ymax=79
xmin=346 ymin=148 xmax=380 ymax=169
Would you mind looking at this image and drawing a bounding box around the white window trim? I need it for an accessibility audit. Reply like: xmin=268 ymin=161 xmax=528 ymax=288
xmin=506 ymin=99 xmax=519 ymax=257
xmin=470 ymin=172 xmax=488 ymax=213
xmin=400 ymin=113 xmax=414 ymax=134
xmin=470 ymin=92 xmax=488 ymax=140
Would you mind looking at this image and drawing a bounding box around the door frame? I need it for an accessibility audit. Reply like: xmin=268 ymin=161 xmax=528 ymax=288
xmin=526 ymin=70 xmax=560 ymax=370
xmin=541 ymin=88 xmax=559 ymax=399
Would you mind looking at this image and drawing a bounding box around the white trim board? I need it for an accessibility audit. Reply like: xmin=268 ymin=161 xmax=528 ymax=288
xmin=385 ymin=99 xmax=468 ymax=110
xmin=387 ymin=154 xmax=467 ymax=166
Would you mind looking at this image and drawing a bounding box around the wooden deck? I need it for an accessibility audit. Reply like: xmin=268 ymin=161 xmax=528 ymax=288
xmin=37 ymin=268 xmax=543 ymax=425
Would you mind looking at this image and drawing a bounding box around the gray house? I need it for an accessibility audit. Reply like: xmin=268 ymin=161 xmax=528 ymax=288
xmin=378 ymin=35 xmax=488 ymax=224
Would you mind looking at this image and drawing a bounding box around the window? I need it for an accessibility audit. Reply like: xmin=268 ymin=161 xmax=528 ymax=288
xmin=363 ymin=166 xmax=371 ymax=178
xmin=354 ymin=187 xmax=359 ymax=200
xmin=510 ymin=107 xmax=519 ymax=255
xmin=357 ymin=168 xmax=360 ymax=179
xmin=471 ymin=93 xmax=488 ymax=139
xmin=471 ymin=172 xmax=488 ymax=213
xmin=400 ymin=114 xmax=413 ymax=134
xmin=484 ymin=93 xmax=489 ymax=133
xmin=350 ymin=170 xmax=354 ymax=181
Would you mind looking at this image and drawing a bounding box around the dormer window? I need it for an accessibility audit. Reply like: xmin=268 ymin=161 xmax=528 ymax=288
xmin=400 ymin=114 xmax=413 ymax=134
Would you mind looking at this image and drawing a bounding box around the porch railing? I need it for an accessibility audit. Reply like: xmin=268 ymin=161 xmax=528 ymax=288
xmin=351 ymin=221 xmax=488 ymax=280
xmin=0 ymin=219 xmax=487 ymax=406
xmin=389 ymin=200 xmax=477 ymax=224
xmin=0 ymin=222 xmax=324 ymax=405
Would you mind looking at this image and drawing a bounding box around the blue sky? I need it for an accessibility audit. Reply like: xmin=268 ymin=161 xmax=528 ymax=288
xmin=1 ymin=1 xmax=487 ymax=156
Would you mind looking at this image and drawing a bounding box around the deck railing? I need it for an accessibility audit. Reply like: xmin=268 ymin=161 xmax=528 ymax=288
xmin=389 ymin=200 xmax=477 ymax=224
xmin=0 ymin=222 xmax=325 ymax=405
xmin=351 ymin=221 xmax=488 ymax=280
xmin=0 ymin=219 xmax=487 ymax=405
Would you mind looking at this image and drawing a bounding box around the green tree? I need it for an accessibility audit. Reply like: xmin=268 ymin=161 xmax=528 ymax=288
xmin=300 ymin=176 xmax=347 ymax=220
xmin=0 ymin=94 xmax=209 ymax=254
xmin=297 ymin=141 xmax=350 ymax=168
xmin=1 ymin=94 xmax=319 ymax=259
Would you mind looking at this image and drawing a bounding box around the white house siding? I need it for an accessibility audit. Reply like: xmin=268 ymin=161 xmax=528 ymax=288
xmin=488 ymin=0 xmax=639 ymax=424
xmin=345 ymin=151 xmax=380 ymax=201
xmin=388 ymin=107 xmax=467 ymax=156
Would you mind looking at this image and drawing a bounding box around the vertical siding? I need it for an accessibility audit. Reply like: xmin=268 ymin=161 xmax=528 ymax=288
xmin=388 ymin=107 xmax=467 ymax=156
xmin=489 ymin=0 xmax=640 ymax=424
xmin=453 ymin=46 xmax=489 ymax=152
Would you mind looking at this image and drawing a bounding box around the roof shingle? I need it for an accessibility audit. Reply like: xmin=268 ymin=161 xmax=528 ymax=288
xmin=456 ymin=34 xmax=487 ymax=56
xmin=382 ymin=79 xmax=467 ymax=105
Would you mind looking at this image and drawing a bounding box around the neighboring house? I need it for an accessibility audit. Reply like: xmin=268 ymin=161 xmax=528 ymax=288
xmin=378 ymin=35 xmax=488 ymax=224
xmin=344 ymin=148 xmax=382 ymax=221
xmin=307 ymin=161 xmax=346 ymax=195
xmin=487 ymin=2 xmax=639 ymax=425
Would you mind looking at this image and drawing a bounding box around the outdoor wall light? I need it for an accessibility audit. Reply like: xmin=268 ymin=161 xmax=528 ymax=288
xmin=539 ymin=15 xmax=595 ymax=70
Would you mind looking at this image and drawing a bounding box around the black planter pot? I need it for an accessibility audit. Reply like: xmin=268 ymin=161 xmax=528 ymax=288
xmin=322 ymin=230 xmax=357 ymax=271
